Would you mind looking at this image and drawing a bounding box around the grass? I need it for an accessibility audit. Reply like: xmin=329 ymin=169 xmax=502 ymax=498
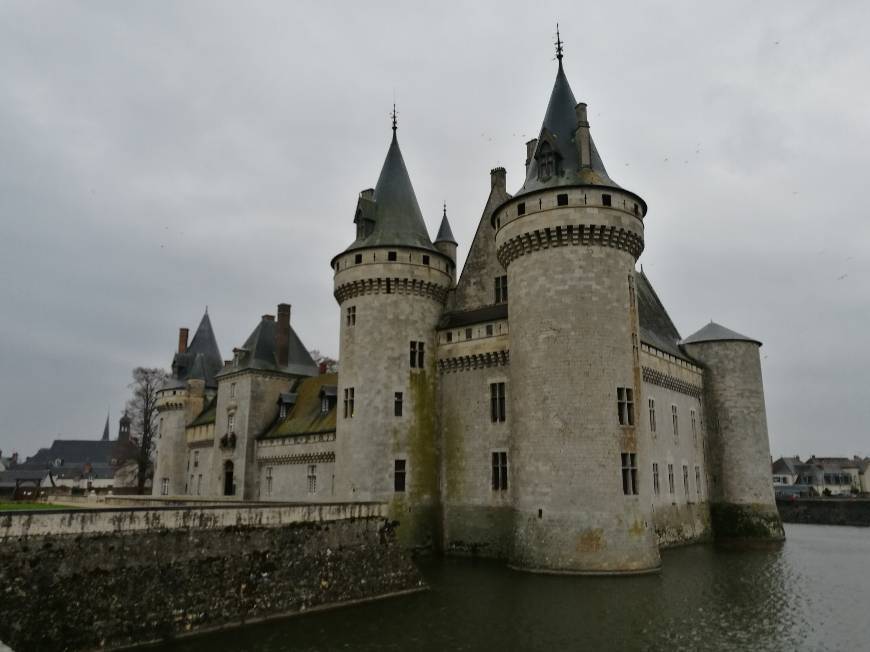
xmin=0 ymin=502 xmax=67 ymax=511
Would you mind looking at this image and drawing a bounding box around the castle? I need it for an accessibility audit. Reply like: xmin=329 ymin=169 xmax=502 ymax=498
xmin=152 ymin=41 xmax=784 ymax=574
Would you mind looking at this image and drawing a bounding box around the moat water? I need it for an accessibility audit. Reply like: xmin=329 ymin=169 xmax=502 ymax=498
xmin=164 ymin=524 xmax=869 ymax=651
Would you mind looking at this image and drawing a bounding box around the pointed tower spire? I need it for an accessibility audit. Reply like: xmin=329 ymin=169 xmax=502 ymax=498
xmin=102 ymin=411 xmax=110 ymax=441
xmin=435 ymin=202 xmax=457 ymax=245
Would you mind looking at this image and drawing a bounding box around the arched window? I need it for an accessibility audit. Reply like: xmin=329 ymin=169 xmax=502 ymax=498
xmin=223 ymin=460 xmax=235 ymax=496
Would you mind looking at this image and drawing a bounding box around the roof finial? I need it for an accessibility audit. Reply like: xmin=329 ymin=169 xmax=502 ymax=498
xmin=391 ymin=103 xmax=397 ymax=133
xmin=443 ymin=201 xmax=447 ymax=218
xmin=555 ymin=23 xmax=564 ymax=64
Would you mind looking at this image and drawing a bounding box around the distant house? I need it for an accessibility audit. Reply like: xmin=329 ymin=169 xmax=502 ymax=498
xmin=772 ymin=455 xmax=867 ymax=497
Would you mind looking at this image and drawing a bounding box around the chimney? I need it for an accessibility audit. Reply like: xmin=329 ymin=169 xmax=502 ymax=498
xmin=575 ymin=103 xmax=592 ymax=167
xmin=276 ymin=303 xmax=291 ymax=367
xmin=178 ymin=328 xmax=189 ymax=353
xmin=319 ymin=362 xmax=328 ymax=375
xmin=490 ymin=167 xmax=506 ymax=192
xmin=525 ymin=139 xmax=538 ymax=168
xmin=262 ymin=314 xmax=275 ymax=321
xmin=11 ymin=452 xmax=18 ymax=465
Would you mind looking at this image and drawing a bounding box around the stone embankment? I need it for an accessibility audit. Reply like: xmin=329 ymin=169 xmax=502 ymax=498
xmin=777 ymin=498 xmax=870 ymax=527
xmin=0 ymin=502 xmax=424 ymax=651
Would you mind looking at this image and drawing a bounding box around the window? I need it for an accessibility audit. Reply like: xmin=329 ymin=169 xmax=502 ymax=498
xmin=671 ymin=405 xmax=679 ymax=441
xmin=653 ymin=463 xmax=660 ymax=496
xmin=386 ymin=279 xmax=392 ymax=294
xmin=307 ymin=464 xmax=317 ymax=494
xmin=422 ymin=255 xmax=430 ymax=265
xmin=557 ymin=193 xmax=568 ymax=206
xmin=668 ymin=464 xmax=675 ymax=495
xmin=695 ymin=466 xmax=702 ymax=496
xmin=494 ymin=275 xmax=508 ymax=303
xmin=188 ymin=476 xmax=193 ymax=494
xmin=517 ymin=202 xmax=526 ymax=216
xmin=446 ymin=332 xmax=453 ymax=343
xmin=230 ymin=383 xmax=236 ymax=399
xmin=346 ymin=305 xmax=356 ymax=326
xmin=486 ymin=324 xmax=493 ymax=337
xmin=266 ymin=467 xmax=273 ymax=496
xmin=648 ymin=398 xmax=656 ymax=433
xmin=634 ymin=203 xmax=639 ymax=216
xmin=354 ymin=253 xmax=362 ymax=264
xmin=691 ymin=409 xmax=697 ymax=443
xmin=227 ymin=413 xmax=235 ymax=434
xmin=394 ymin=392 xmax=403 ymax=417
xmin=321 ymin=396 xmax=329 ymax=415
xmin=394 ymin=459 xmax=406 ymax=492
xmin=196 ymin=474 xmax=202 ymax=495
xmin=621 ymin=453 xmax=639 ymax=495
xmin=159 ymin=418 xmax=163 ymax=439
xmin=491 ymin=452 xmax=508 ymax=490
xmin=410 ymin=341 xmax=424 ymax=368
xmin=388 ymin=251 xmax=397 ymax=261
xmin=683 ymin=465 xmax=689 ymax=495
xmin=161 ymin=478 xmax=169 ymax=496
xmin=343 ymin=387 xmax=355 ymax=418
xmin=617 ymin=387 xmax=635 ymax=426
xmin=193 ymin=451 xmax=199 ymax=468
xmin=279 ymin=403 xmax=288 ymax=419
xmin=490 ymin=382 xmax=506 ymax=423
xmin=602 ymin=194 xmax=612 ymax=207
xmin=465 ymin=328 xmax=472 ymax=340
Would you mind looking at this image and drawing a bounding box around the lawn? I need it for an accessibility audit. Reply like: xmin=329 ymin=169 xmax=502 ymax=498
xmin=0 ymin=502 xmax=67 ymax=511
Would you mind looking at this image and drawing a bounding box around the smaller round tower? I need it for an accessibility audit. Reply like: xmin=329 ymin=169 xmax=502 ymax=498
xmin=434 ymin=203 xmax=458 ymax=285
xmin=682 ymin=322 xmax=784 ymax=541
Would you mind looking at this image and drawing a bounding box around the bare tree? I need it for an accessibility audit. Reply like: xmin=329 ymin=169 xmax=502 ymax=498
xmin=125 ymin=367 xmax=168 ymax=494
xmin=308 ymin=349 xmax=338 ymax=373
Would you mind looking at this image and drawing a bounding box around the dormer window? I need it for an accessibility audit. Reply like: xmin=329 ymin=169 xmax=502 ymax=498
xmin=279 ymin=403 xmax=288 ymax=419
xmin=536 ymin=140 xmax=560 ymax=181
xmin=321 ymin=396 xmax=329 ymax=415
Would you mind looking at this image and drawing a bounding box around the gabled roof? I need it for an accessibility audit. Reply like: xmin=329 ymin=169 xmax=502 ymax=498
xmin=341 ymin=129 xmax=437 ymax=255
xmin=260 ymin=373 xmax=338 ymax=439
xmin=219 ymin=316 xmax=318 ymax=378
xmin=19 ymin=438 xmax=137 ymax=470
xmin=516 ymin=58 xmax=622 ymax=198
xmin=682 ymin=321 xmax=761 ymax=347
xmin=634 ymin=270 xmax=692 ymax=362
xmin=772 ymin=456 xmax=802 ymax=475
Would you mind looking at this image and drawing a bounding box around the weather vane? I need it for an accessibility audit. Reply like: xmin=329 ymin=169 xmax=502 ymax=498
xmin=391 ymin=103 xmax=397 ymax=132
xmin=555 ymin=23 xmax=564 ymax=62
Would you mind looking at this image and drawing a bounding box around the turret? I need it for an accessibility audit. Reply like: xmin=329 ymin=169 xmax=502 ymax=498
xmin=331 ymin=111 xmax=451 ymax=548
xmin=118 ymin=412 xmax=131 ymax=443
xmin=681 ymin=322 xmax=784 ymax=541
xmin=492 ymin=33 xmax=658 ymax=574
xmin=434 ymin=203 xmax=458 ymax=284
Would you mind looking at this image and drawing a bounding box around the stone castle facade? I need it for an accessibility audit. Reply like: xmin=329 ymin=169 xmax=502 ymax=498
xmin=153 ymin=47 xmax=784 ymax=574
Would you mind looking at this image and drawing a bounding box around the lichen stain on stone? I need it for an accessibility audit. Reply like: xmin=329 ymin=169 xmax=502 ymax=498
xmin=575 ymin=528 xmax=605 ymax=553
xmin=627 ymin=519 xmax=646 ymax=538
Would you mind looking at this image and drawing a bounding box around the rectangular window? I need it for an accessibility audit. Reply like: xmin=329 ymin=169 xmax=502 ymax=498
xmin=668 ymin=464 xmax=675 ymax=495
xmin=230 ymin=383 xmax=236 ymax=399
xmin=683 ymin=464 xmax=689 ymax=495
xmin=557 ymin=193 xmax=568 ymax=206
xmin=228 ymin=413 xmax=235 ymax=433
xmin=410 ymin=341 xmax=424 ymax=368
xmin=621 ymin=453 xmax=639 ymax=495
xmin=394 ymin=459 xmax=406 ymax=492
xmin=617 ymin=387 xmax=635 ymax=426
xmin=671 ymin=405 xmax=679 ymax=441
xmin=486 ymin=324 xmax=493 ymax=337
xmin=446 ymin=332 xmax=453 ymax=343
xmin=344 ymin=387 xmax=355 ymax=418
xmin=279 ymin=403 xmax=288 ymax=419
xmin=653 ymin=463 xmax=660 ymax=496
xmin=691 ymin=409 xmax=697 ymax=443
xmin=648 ymin=398 xmax=656 ymax=433
xmin=394 ymin=392 xmax=403 ymax=417
xmin=354 ymin=253 xmax=362 ymax=264
xmin=307 ymin=464 xmax=317 ymax=494
xmin=490 ymin=382 xmax=506 ymax=423
xmin=266 ymin=467 xmax=273 ymax=496
xmin=517 ymin=202 xmax=526 ymax=216
xmin=321 ymin=396 xmax=329 ymax=414
xmin=491 ymin=452 xmax=508 ymax=490
xmin=695 ymin=466 xmax=702 ymax=496
xmin=346 ymin=305 xmax=356 ymax=326
xmin=494 ymin=275 xmax=508 ymax=303
xmin=388 ymin=251 xmax=397 ymax=261
xmin=161 ymin=478 xmax=169 ymax=496
xmin=422 ymin=255 xmax=430 ymax=265
xmin=197 ymin=474 xmax=202 ymax=495
xmin=193 ymin=451 xmax=199 ymax=468
xmin=602 ymin=193 xmax=612 ymax=207
xmin=465 ymin=328 xmax=472 ymax=340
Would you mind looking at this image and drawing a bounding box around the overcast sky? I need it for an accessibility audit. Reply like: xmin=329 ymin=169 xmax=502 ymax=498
xmin=1 ymin=1 xmax=867 ymax=460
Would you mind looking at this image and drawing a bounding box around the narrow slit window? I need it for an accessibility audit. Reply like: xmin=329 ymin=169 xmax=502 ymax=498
xmin=394 ymin=459 xmax=406 ymax=492
xmin=491 ymin=452 xmax=508 ymax=490
xmin=490 ymin=382 xmax=506 ymax=422
xmin=648 ymin=398 xmax=656 ymax=433
xmin=653 ymin=463 xmax=660 ymax=496
xmin=668 ymin=464 xmax=675 ymax=495
xmin=394 ymin=392 xmax=403 ymax=417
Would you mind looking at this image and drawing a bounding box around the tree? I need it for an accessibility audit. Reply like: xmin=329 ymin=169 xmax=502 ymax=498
xmin=125 ymin=367 xmax=168 ymax=494
xmin=308 ymin=349 xmax=338 ymax=373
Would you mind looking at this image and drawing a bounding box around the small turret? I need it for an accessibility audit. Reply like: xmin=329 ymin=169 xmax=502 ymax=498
xmin=434 ymin=203 xmax=458 ymax=284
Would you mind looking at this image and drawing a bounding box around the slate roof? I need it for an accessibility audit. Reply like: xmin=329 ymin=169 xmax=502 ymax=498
xmin=515 ymin=58 xmax=627 ymax=200
xmin=187 ymin=397 xmax=217 ymax=428
xmin=435 ymin=207 xmax=457 ymax=245
xmin=340 ymin=129 xmax=437 ymax=256
xmin=682 ymin=321 xmax=761 ymax=346
xmin=167 ymin=311 xmax=223 ymax=389
xmin=259 ymin=373 xmax=338 ymax=439
xmin=0 ymin=468 xmax=49 ymax=488
xmin=634 ymin=270 xmax=691 ymax=361
xmin=20 ymin=439 xmax=137 ymax=469
xmin=772 ymin=456 xmax=802 ymax=475
xmin=218 ymin=316 xmax=318 ymax=378
xmin=438 ymin=303 xmax=508 ymax=329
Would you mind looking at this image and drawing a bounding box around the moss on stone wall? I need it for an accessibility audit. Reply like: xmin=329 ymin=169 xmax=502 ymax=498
xmin=711 ymin=503 xmax=785 ymax=541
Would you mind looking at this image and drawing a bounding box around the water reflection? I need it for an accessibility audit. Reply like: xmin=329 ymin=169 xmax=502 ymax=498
xmin=163 ymin=524 xmax=870 ymax=651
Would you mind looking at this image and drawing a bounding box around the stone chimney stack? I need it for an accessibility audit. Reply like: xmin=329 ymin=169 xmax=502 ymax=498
xmin=525 ymin=139 xmax=538 ymax=169
xmin=276 ymin=303 xmax=291 ymax=368
xmin=178 ymin=328 xmax=189 ymax=354
xmin=490 ymin=167 xmax=507 ymax=192
xmin=574 ymin=103 xmax=592 ymax=167
xmin=11 ymin=452 xmax=18 ymax=465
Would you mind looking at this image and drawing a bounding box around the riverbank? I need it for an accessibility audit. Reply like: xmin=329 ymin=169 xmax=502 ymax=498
xmin=777 ymin=497 xmax=870 ymax=526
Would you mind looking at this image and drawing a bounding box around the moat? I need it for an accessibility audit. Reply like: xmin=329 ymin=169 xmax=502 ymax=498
xmin=162 ymin=524 xmax=869 ymax=651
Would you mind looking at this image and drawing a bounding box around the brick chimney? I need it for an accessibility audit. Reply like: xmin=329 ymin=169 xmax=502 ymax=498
xmin=574 ymin=103 xmax=591 ymax=167
xmin=178 ymin=327 xmax=189 ymax=353
xmin=276 ymin=303 xmax=291 ymax=367
xmin=524 ymin=139 xmax=538 ymax=169
xmin=490 ymin=167 xmax=507 ymax=191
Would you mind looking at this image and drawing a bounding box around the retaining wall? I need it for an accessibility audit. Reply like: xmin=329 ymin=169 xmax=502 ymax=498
xmin=777 ymin=498 xmax=870 ymax=527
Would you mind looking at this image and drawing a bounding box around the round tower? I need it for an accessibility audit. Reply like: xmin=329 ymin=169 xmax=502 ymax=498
xmin=331 ymin=117 xmax=452 ymax=548
xmin=682 ymin=323 xmax=784 ymax=541
xmin=493 ymin=44 xmax=659 ymax=573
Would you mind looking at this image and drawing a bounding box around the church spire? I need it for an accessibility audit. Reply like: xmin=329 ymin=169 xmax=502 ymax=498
xmin=101 ymin=411 xmax=110 ymax=441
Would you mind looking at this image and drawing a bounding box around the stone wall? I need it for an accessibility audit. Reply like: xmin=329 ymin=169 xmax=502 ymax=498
xmin=0 ymin=503 xmax=423 ymax=651
xmin=777 ymin=498 xmax=870 ymax=527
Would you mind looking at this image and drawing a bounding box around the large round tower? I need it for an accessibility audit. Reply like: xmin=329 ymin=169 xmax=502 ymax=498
xmin=331 ymin=117 xmax=452 ymax=548
xmin=493 ymin=45 xmax=660 ymax=573
xmin=682 ymin=323 xmax=784 ymax=540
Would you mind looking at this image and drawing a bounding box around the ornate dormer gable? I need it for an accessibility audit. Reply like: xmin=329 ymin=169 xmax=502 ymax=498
xmin=533 ymin=129 xmax=563 ymax=182
xmin=354 ymin=188 xmax=376 ymax=240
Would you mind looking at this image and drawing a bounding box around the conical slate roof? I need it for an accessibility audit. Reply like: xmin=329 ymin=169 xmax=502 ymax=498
xmin=219 ymin=316 xmax=318 ymax=378
xmin=681 ymin=321 xmax=761 ymax=346
xmin=434 ymin=205 xmax=457 ymax=245
xmin=101 ymin=413 xmax=110 ymax=441
xmin=167 ymin=310 xmax=224 ymax=389
xmin=517 ymin=59 xmax=622 ymax=197
xmin=343 ymin=130 xmax=437 ymax=254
